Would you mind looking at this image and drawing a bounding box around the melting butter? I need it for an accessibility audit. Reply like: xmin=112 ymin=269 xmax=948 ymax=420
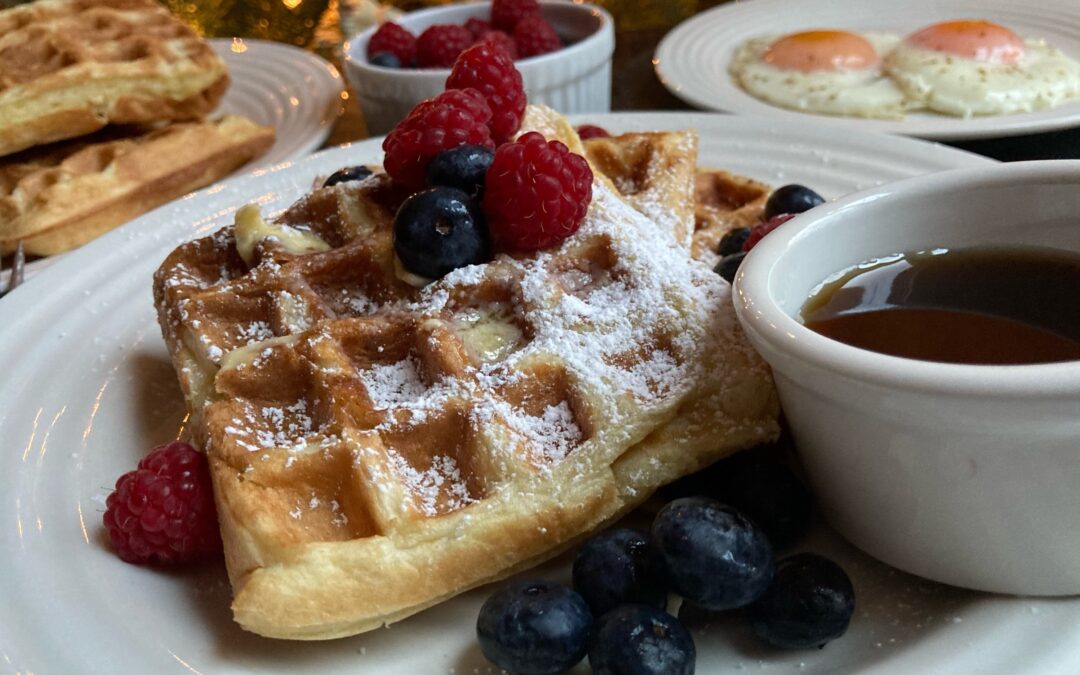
xmin=454 ymin=307 xmax=524 ymax=362
xmin=234 ymin=204 xmax=330 ymax=265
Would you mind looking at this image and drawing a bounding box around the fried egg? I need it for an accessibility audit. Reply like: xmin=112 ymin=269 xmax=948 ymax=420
xmin=730 ymin=30 xmax=910 ymax=119
xmin=884 ymin=20 xmax=1080 ymax=116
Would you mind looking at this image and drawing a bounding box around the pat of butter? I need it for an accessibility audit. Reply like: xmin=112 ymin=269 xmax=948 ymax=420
xmin=454 ymin=308 xmax=523 ymax=362
xmin=234 ymin=204 xmax=330 ymax=265
xmin=219 ymin=335 xmax=299 ymax=372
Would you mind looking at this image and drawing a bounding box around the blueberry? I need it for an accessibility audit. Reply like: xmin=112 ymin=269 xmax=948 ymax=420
xmin=572 ymin=528 xmax=667 ymax=617
xmin=651 ymin=497 xmax=774 ymax=611
xmin=322 ymin=165 xmax=373 ymax=188
xmin=476 ymin=580 xmax=592 ymax=675
xmin=393 ymin=187 xmax=490 ymax=278
xmin=588 ymin=605 xmax=695 ymax=675
xmin=663 ymin=449 xmax=812 ymax=551
xmin=425 ymin=144 xmax=494 ymax=196
xmin=747 ymin=553 xmax=855 ymax=649
xmin=763 ymin=184 xmax=825 ymax=219
xmin=714 ymin=252 xmax=746 ymax=283
xmin=717 ymin=226 xmax=751 ymax=256
xmin=369 ymin=51 xmax=402 ymax=68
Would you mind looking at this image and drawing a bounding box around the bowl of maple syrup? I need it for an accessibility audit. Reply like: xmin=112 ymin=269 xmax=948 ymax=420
xmin=732 ymin=160 xmax=1080 ymax=595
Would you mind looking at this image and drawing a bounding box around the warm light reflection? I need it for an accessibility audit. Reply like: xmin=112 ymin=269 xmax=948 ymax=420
xmin=289 ymin=96 xmax=300 ymax=107
xmin=170 ymin=652 xmax=204 ymax=675
xmin=21 ymin=408 xmax=43 ymax=463
xmin=77 ymin=501 xmax=89 ymax=545
xmin=283 ymin=0 xmax=302 ymax=8
xmin=15 ymin=497 xmax=23 ymax=543
xmin=35 ymin=517 xmax=42 ymax=533
xmin=83 ymin=381 xmax=109 ymax=443
xmin=230 ymin=37 xmax=247 ymax=54
xmin=340 ymin=90 xmax=350 ymax=100
xmin=175 ymin=413 xmax=191 ymax=441
xmin=38 ymin=406 xmax=67 ymax=467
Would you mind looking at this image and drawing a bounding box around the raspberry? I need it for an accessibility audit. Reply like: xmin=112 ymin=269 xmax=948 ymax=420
xmin=482 ymin=131 xmax=593 ymax=251
xmin=576 ymin=124 xmax=611 ymax=140
xmin=465 ymin=17 xmax=491 ymax=38
xmin=102 ymin=441 xmax=220 ymax=565
xmin=743 ymin=213 xmax=796 ymax=252
xmin=475 ymin=29 xmax=518 ymax=60
xmin=367 ymin=22 xmax=416 ymax=66
xmin=446 ymin=42 xmax=526 ymax=144
xmin=491 ymin=0 xmax=540 ymax=32
xmin=514 ymin=14 xmax=562 ymax=58
xmin=383 ymin=88 xmax=494 ymax=189
xmin=416 ymin=24 xmax=474 ymax=68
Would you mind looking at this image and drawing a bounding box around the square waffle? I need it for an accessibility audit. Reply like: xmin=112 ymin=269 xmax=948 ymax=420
xmin=153 ymin=106 xmax=779 ymax=639
xmin=583 ymin=132 xmax=772 ymax=267
xmin=0 ymin=0 xmax=229 ymax=158
xmin=0 ymin=115 xmax=274 ymax=256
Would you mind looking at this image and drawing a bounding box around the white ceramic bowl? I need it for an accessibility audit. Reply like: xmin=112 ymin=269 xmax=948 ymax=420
xmin=733 ymin=160 xmax=1080 ymax=595
xmin=343 ymin=1 xmax=614 ymax=135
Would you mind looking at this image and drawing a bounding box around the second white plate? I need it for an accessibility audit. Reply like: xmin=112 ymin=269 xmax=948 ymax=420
xmin=655 ymin=0 xmax=1080 ymax=140
xmin=212 ymin=37 xmax=345 ymax=165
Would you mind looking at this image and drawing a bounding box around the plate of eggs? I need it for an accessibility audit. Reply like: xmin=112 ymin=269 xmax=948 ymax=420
xmin=655 ymin=0 xmax=1080 ymax=140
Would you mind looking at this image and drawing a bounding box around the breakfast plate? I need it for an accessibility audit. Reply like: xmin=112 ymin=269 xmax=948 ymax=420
xmin=211 ymin=38 xmax=346 ymax=166
xmin=6 ymin=113 xmax=1077 ymax=674
xmin=654 ymin=0 xmax=1080 ymax=141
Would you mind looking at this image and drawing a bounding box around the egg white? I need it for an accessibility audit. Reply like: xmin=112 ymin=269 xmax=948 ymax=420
xmin=884 ymin=38 xmax=1080 ymax=117
xmin=729 ymin=32 xmax=911 ymax=119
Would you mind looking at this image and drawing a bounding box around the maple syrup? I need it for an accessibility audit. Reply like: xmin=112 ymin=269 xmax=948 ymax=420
xmin=801 ymin=247 xmax=1080 ymax=365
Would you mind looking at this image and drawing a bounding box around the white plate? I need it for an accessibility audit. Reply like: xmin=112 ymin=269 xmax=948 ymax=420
xmin=212 ymin=38 xmax=345 ymax=165
xmin=655 ymin=0 xmax=1080 ymax=140
xmin=10 ymin=113 xmax=1074 ymax=675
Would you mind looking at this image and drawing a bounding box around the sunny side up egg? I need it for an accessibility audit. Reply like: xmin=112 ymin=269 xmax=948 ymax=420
xmin=729 ymin=30 xmax=910 ymax=119
xmin=884 ymin=20 xmax=1080 ymax=116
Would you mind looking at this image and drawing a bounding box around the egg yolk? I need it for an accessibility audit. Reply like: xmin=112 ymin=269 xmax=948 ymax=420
xmin=763 ymin=31 xmax=878 ymax=73
xmin=905 ymin=20 xmax=1025 ymax=64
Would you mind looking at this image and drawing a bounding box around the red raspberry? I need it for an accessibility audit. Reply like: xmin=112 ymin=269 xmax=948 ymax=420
xmin=103 ymin=441 xmax=220 ymax=565
xmin=577 ymin=124 xmax=611 ymax=140
xmin=416 ymin=24 xmax=474 ymax=68
xmin=465 ymin=17 xmax=491 ymax=38
xmin=383 ymin=88 xmax=494 ymax=189
xmin=482 ymin=131 xmax=593 ymax=251
xmin=475 ymin=29 xmax=518 ymax=60
xmin=743 ymin=213 xmax=796 ymax=252
xmin=514 ymin=14 xmax=562 ymax=58
xmin=491 ymin=0 xmax=540 ymax=32
xmin=446 ymin=42 xmax=526 ymax=144
xmin=367 ymin=22 xmax=416 ymax=65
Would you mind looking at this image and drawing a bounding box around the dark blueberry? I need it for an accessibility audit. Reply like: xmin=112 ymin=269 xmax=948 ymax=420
xmin=763 ymin=184 xmax=825 ymax=219
xmin=572 ymin=528 xmax=667 ymax=617
xmin=663 ymin=449 xmax=812 ymax=551
xmin=425 ymin=144 xmax=494 ymax=196
xmin=714 ymin=252 xmax=746 ymax=283
xmin=747 ymin=553 xmax=855 ymax=649
xmin=589 ymin=605 xmax=695 ymax=675
xmin=393 ymin=187 xmax=490 ymax=279
xmin=369 ymin=51 xmax=402 ymax=68
xmin=476 ymin=580 xmax=592 ymax=675
xmin=651 ymin=497 xmax=774 ymax=611
xmin=717 ymin=226 xmax=751 ymax=256
xmin=322 ymin=165 xmax=373 ymax=188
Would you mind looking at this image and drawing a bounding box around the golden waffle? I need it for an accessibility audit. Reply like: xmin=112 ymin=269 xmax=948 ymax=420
xmin=0 ymin=0 xmax=229 ymax=158
xmin=584 ymin=133 xmax=772 ymax=266
xmin=0 ymin=115 xmax=274 ymax=256
xmin=153 ymin=106 xmax=778 ymax=639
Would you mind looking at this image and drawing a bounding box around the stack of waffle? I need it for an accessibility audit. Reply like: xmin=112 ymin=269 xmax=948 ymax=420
xmin=0 ymin=0 xmax=275 ymax=256
xmin=153 ymin=103 xmax=779 ymax=640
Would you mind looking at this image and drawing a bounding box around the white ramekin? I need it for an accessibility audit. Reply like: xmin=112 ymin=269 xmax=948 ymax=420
xmin=733 ymin=160 xmax=1080 ymax=595
xmin=343 ymin=1 xmax=614 ymax=136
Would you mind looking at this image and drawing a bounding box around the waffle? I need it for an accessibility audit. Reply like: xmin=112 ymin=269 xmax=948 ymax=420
xmin=0 ymin=115 xmax=274 ymax=256
xmin=153 ymin=106 xmax=778 ymax=639
xmin=584 ymin=133 xmax=772 ymax=266
xmin=0 ymin=0 xmax=229 ymax=158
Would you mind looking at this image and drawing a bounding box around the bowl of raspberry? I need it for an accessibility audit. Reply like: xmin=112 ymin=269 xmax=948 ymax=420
xmin=344 ymin=0 xmax=614 ymax=135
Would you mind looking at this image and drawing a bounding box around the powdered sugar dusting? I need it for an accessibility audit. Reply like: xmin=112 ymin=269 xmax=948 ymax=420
xmin=387 ymin=453 xmax=474 ymax=517
xmin=359 ymin=358 xmax=426 ymax=410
